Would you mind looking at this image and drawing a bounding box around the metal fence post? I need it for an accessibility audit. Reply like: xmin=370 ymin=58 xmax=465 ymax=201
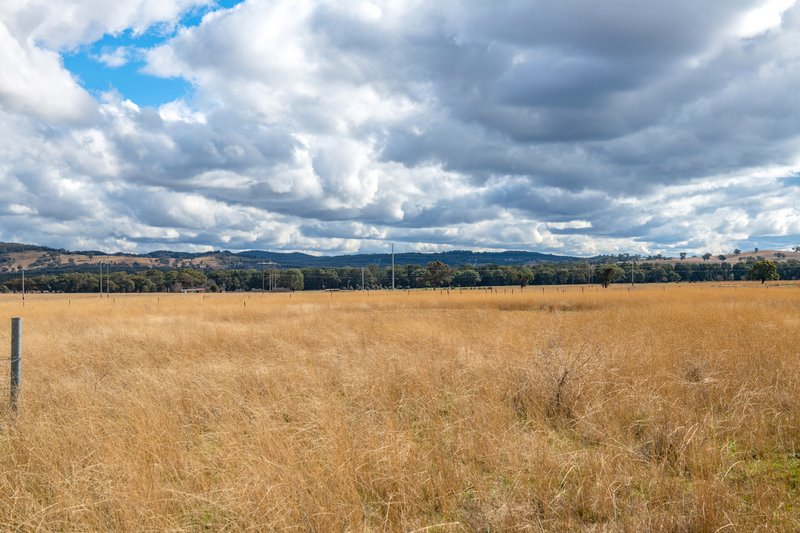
xmin=10 ymin=318 xmax=21 ymax=411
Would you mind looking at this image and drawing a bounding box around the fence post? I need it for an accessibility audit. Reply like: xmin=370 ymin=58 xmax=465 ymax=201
xmin=10 ymin=317 xmax=21 ymax=412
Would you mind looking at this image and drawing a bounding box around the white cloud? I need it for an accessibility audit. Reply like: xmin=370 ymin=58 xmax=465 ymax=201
xmin=734 ymin=0 xmax=797 ymax=38
xmin=158 ymin=99 xmax=207 ymax=123
xmin=0 ymin=20 xmax=95 ymax=122
xmin=1 ymin=0 xmax=800 ymax=255
xmin=95 ymin=46 xmax=131 ymax=68
xmin=0 ymin=0 xmax=211 ymax=50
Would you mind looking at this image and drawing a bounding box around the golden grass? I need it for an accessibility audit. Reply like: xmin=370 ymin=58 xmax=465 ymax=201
xmin=0 ymin=284 xmax=798 ymax=531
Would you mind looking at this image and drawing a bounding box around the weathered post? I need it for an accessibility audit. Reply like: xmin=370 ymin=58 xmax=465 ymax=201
xmin=10 ymin=317 xmax=21 ymax=411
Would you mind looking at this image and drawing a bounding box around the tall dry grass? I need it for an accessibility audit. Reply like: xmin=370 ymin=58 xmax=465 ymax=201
xmin=0 ymin=284 xmax=798 ymax=531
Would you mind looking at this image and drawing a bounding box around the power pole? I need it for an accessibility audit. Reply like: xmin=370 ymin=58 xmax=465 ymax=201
xmin=258 ymin=261 xmax=275 ymax=291
xmin=106 ymin=263 xmax=113 ymax=298
xmin=361 ymin=267 xmax=365 ymax=290
xmin=21 ymin=269 xmax=25 ymax=303
xmin=391 ymin=243 xmax=395 ymax=290
xmin=99 ymin=262 xmax=103 ymax=296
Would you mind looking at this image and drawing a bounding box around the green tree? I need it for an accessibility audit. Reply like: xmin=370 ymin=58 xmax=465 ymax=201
xmin=512 ymin=266 xmax=534 ymax=287
xmin=679 ymin=252 xmax=687 ymax=260
xmin=746 ymin=260 xmax=779 ymax=284
xmin=425 ymin=261 xmax=452 ymax=287
xmin=595 ymin=264 xmax=624 ymax=288
xmin=407 ymin=265 xmax=428 ymax=288
xmin=645 ymin=266 xmax=668 ymax=283
xmin=702 ymin=252 xmax=712 ymax=262
xmin=451 ymin=269 xmax=481 ymax=287
xmin=279 ymin=269 xmax=304 ymax=291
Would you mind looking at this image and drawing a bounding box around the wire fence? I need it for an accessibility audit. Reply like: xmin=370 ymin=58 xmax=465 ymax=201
xmin=0 ymin=356 xmax=10 ymax=417
xmin=0 ymin=365 xmax=8 ymax=394
xmin=0 ymin=329 xmax=7 ymax=400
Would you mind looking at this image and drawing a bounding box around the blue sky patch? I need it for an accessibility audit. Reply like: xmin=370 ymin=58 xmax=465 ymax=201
xmin=63 ymin=50 xmax=192 ymax=107
xmin=62 ymin=0 xmax=245 ymax=108
xmin=779 ymin=173 xmax=800 ymax=187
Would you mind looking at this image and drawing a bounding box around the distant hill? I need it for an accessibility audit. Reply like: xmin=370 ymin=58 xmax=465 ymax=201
xmin=236 ymin=249 xmax=578 ymax=268
xmin=0 ymin=242 xmax=59 ymax=254
xmin=4 ymin=241 xmax=796 ymax=278
xmin=0 ymin=241 xmax=581 ymax=276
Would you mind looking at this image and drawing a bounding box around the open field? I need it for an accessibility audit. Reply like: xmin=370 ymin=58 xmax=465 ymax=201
xmin=1 ymin=284 xmax=799 ymax=531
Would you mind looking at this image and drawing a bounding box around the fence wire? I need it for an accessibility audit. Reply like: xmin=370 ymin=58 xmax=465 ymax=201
xmin=0 ymin=322 xmax=15 ymax=415
xmin=1 ymin=333 xmax=11 ymax=411
xmin=0 ymin=356 xmax=9 ymax=392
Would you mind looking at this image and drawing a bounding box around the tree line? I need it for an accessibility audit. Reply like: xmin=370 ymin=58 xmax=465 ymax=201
xmin=0 ymin=259 xmax=796 ymax=294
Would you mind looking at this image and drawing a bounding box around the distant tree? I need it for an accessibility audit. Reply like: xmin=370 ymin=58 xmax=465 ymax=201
xmin=746 ymin=260 xmax=779 ymax=284
xmin=754 ymin=247 xmax=759 ymax=253
xmin=794 ymin=246 xmax=800 ymax=253
xmin=679 ymin=252 xmax=687 ymax=260
xmin=0 ymin=285 xmax=9 ymax=293
xmin=130 ymin=275 xmax=156 ymax=293
xmin=302 ymin=268 xmax=340 ymax=290
xmin=279 ymin=269 xmax=304 ymax=291
xmin=452 ymin=269 xmax=481 ymax=287
xmin=595 ymin=264 xmax=624 ymax=288
xmin=717 ymin=255 xmax=727 ymax=261
xmin=702 ymin=252 xmax=712 ymax=262
xmin=512 ymin=266 xmax=534 ymax=287
xmin=774 ymin=252 xmax=786 ymax=259
xmin=645 ymin=265 xmax=667 ymax=283
xmin=407 ymin=265 xmax=429 ymax=288
xmin=425 ymin=261 xmax=452 ymax=287
xmin=535 ymin=266 xmax=556 ymax=285
xmin=733 ymin=249 xmax=742 ymax=255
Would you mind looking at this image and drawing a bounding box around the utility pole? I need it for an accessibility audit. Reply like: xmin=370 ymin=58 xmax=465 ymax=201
xmin=99 ymin=262 xmax=103 ymax=296
xmin=21 ymin=269 xmax=25 ymax=303
xmin=258 ymin=261 xmax=276 ymax=291
xmin=361 ymin=267 xmax=365 ymax=290
xmin=631 ymin=257 xmax=637 ymax=287
xmin=391 ymin=243 xmax=395 ymax=290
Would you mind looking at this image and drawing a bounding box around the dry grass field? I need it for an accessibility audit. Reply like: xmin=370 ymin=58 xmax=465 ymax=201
xmin=0 ymin=284 xmax=798 ymax=531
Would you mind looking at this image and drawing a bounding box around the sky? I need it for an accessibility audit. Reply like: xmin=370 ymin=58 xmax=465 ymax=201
xmin=1 ymin=0 xmax=799 ymax=257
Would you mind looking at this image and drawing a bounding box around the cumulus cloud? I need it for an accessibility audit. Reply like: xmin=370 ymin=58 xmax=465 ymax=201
xmin=0 ymin=21 xmax=94 ymax=122
xmin=94 ymin=46 xmax=132 ymax=68
xmin=1 ymin=0 xmax=800 ymax=255
xmin=0 ymin=0 xmax=209 ymax=121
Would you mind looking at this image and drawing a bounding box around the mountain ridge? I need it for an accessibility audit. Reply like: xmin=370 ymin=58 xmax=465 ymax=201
xmin=0 ymin=241 xmax=582 ymax=275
